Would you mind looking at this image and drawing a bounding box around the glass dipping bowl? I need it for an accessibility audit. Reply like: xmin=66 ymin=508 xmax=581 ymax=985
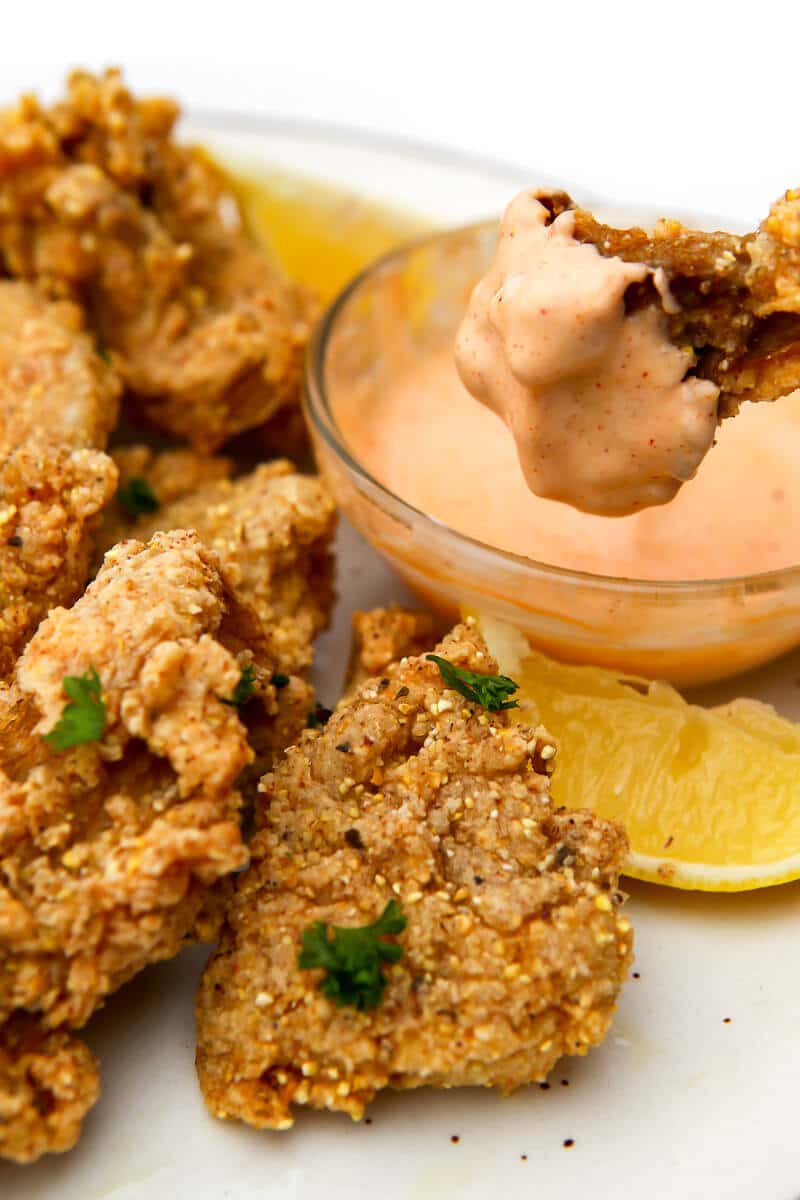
xmin=304 ymin=222 xmax=800 ymax=687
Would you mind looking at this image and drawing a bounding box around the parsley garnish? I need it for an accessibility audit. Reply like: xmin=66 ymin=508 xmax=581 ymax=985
xmin=299 ymin=900 xmax=407 ymax=1011
xmin=117 ymin=477 xmax=160 ymax=517
xmin=425 ymin=654 xmax=519 ymax=712
xmin=43 ymin=667 xmax=106 ymax=751
xmin=270 ymin=672 xmax=290 ymax=689
xmin=220 ymin=664 xmax=257 ymax=707
xmin=306 ymin=702 xmax=333 ymax=729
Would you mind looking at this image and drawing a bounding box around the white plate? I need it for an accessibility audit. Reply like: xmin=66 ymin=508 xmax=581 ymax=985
xmin=5 ymin=117 xmax=800 ymax=1200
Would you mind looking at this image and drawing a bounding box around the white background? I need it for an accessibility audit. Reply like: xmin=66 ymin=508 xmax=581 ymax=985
xmin=4 ymin=0 xmax=797 ymax=227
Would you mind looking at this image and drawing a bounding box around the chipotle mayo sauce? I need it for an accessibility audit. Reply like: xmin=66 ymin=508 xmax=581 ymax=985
xmin=340 ymin=346 xmax=800 ymax=582
xmin=454 ymin=192 xmax=720 ymax=517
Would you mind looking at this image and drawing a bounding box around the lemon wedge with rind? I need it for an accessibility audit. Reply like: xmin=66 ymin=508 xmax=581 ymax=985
xmin=478 ymin=614 xmax=800 ymax=892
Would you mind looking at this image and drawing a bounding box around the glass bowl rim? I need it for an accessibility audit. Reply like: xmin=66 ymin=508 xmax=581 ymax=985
xmin=304 ymin=219 xmax=800 ymax=599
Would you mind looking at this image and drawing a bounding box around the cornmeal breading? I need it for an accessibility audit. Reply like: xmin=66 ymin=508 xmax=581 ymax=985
xmin=0 ymin=532 xmax=252 ymax=1032
xmin=98 ymin=445 xmax=233 ymax=559
xmin=196 ymin=623 xmax=632 ymax=1129
xmin=345 ymin=606 xmax=440 ymax=695
xmin=0 ymin=530 xmax=312 ymax=1161
xmin=102 ymin=460 xmax=336 ymax=675
xmin=0 ymin=282 xmax=119 ymax=450
xmin=111 ymin=445 xmax=234 ymax=505
xmin=539 ymin=189 xmax=800 ymax=416
xmin=0 ymin=1020 xmax=99 ymax=1165
xmin=0 ymin=439 xmax=117 ymax=679
xmin=0 ymin=69 xmax=312 ymax=451
xmin=0 ymin=281 xmax=121 ymax=676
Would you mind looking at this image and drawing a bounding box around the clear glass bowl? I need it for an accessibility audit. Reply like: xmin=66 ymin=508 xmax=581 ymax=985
xmin=304 ymin=221 xmax=800 ymax=687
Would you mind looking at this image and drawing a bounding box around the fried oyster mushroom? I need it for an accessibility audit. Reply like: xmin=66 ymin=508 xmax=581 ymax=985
xmin=0 ymin=281 xmax=120 ymax=677
xmin=0 ymin=440 xmax=117 ymax=681
xmin=539 ymin=189 xmax=800 ymax=416
xmin=0 ymin=1020 xmax=99 ymax=1165
xmin=0 ymin=530 xmax=310 ymax=1162
xmin=97 ymin=444 xmax=234 ymax=557
xmin=98 ymin=457 xmax=337 ymax=676
xmin=344 ymin=605 xmax=440 ymax=696
xmin=196 ymin=622 xmax=633 ymax=1129
xmin=111 ymin=444 xmax=234 ymax=506
xmin=0 ymin=282 xmax=119 ymax=450
xmin=0 ymin=68 xmax=313 ymax=451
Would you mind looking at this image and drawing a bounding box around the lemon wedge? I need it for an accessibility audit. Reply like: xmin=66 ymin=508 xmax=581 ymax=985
xmin=479 ymin=614 xmax=800 ymax=892
xmin=231 ymin=166 xmax=429 ymax=302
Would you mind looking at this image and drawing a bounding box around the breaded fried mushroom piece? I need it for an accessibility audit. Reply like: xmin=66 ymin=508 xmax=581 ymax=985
xmin=100 ymin=460 xmax=336 ymax=676
xmin=97 ymin=444 xmax=233 ymax=557
xmin=0 ymin=439 xmax=117 ymax=680
xmin=345 ymin=605 xmax=440 ymax=696
xmin=0 ymin=532 xmax=251 ymax=1029
xmin=0 ymin=282 xmax=119 ymax=450
xmin=111 ymin=444 xmax=234 ymax=506
xmin=0 ymin=69 xmax=312 ymax=451
xmin=0 ymin=281 xmax=120 ymax=676
xmin=196 ymin=623 xmax=633 ymax=1130
xmin=0 ymin=1020 xmax=99 ymax=1164
xmin=538 ymin=188 xmax=800 ymax=416
xmin=0 ymin=530 xmax=310 ymax=1161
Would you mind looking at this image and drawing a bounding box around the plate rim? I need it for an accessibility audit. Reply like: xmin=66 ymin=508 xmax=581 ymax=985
xmin=184 ymin=105 xmax=536 ymax=188
xmin=184 ymin=106 xmax=744 ymax=232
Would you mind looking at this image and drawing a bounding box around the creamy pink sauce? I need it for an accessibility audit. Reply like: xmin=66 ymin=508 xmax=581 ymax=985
xmin=340 ymin=348 xmax=800 ymax=581
xmin=454 ymin=192 xmax=720 ymax=516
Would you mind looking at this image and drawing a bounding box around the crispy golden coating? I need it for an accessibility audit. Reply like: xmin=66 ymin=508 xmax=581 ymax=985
xmin=540 ymin=189 xmax=800 ymax=416
xmin=196 ymin=623 xmax=633 ymax=1129
xmin=0 ymin=282 xmax=119 ymax=450
xmin=0 ymin=532 xmax=256 ymax=1039
xmin=0 ymin=440 xmax=117 ymax=679
xmin=97 ymin=444 xmax=233 ymax=558
xmin=0 ymin=69 xmax=313 ymax=451
xmin=102 ymin=460 xmax=336 ymax=675
xmin=0 ymin=530 xmax=314 ymax=1161
xmin=112 ymin=444 xmax=234 ymax=504
xmin=345 ymin=606 xmax=440 ymax=695
xmin=0 ymin=1020 xmax=99 ymax=1164
xmin=0 ymin=282 xmax=121 ymax=676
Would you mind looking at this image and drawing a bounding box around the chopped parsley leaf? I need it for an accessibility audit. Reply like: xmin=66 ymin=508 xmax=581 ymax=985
xmin=117 ymin=477 xmax=160 ymax=517
xmin=307 ymin=702 xmax=333 ymax=729
xmin=270 ymin=672 xmax=290 ymax=689
xmin=425 ymin=654 xmax=519 ymax=712
xmin=43 ymin=667 xmax=106 ymax=751
xmin=299 ymin=900 xmax=407 ymax=1010
xmin=220 ymin=664 xmax=257 ymax=707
